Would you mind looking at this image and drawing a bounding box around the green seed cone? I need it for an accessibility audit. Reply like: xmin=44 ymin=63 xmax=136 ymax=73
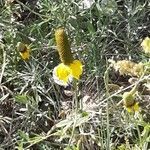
xmin=17 ymin=42 xmax=27 ymax=53
xmin=55 ymin=28 xmax=73 ymax=65
xmin=123 ymin=92 xmax=135 ymax=107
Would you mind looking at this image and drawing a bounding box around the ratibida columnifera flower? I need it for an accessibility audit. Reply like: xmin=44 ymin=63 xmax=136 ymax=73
xmin=122 ymin=87 xmax=139 ymax=112
xmin=53 ymin=28 xmax=83 ymax=86
xmin=17 ymin=42 xmax=30 ymax=60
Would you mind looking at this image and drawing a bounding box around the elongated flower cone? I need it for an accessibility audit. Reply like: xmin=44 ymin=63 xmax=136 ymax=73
xmin=55 ymin=28 xmax=73 ymax=65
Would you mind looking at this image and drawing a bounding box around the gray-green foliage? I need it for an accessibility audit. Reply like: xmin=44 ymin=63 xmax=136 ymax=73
xmin=0 ymin=0 xmax=150 ymax=149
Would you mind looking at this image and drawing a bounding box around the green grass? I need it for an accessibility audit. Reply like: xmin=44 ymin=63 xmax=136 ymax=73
xmin=0 ymin=0 xmax=150 ymax=149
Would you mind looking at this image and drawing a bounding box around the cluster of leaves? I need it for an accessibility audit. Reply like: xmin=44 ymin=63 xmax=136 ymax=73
xmin=0 ymin=0 xmax=150 ymax=149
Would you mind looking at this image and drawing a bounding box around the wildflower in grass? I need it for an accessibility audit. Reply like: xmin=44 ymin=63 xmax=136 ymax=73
xmin=53 ymin=28 xmax=83 ymax=86
xmin=123 ymin=90 xmax=139 ymax=113
xmin=113 ymin=60 xmax=144 ymax=77
xmin=17 ymin=42 xmax=30 ymax=60
xmin=141 ymin=37 xmax=150 ymax=54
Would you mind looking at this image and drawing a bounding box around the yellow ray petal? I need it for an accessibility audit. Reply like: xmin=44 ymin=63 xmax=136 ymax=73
xmin=69 ymin=60 xmax=83 ymax=79
xmin=133 ymin=102 xmax=139 ymax=112
xmin=19 ymin=49 xmax=30 ymax=60
xmin=54 ymin=63 xmax=71 ymax=83
xmin=125 ymin=102 xmax=139 ymax=113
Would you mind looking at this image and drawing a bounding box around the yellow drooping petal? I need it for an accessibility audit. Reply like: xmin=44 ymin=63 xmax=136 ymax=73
xmin=17 ymin=42 xmax=30 ymax=60
xmin=19 ymin=49 xmax=30 ymax=60
xmin=126 ymin=107 xmax=132 ymax=113
xmin=69 ymin=60 xmax=83 ymax=79
xmin=54 ymin=63 xmax=71 ymax=83
xmin=53 ymin=60 xmax=83 ymax=86
xmin=125 ymin=102 xmax=139 ymax=113
xmin=133 ymin=102 xmax=139 ymax=112
xmin=141 ymin=37 xmax=150 ymax=54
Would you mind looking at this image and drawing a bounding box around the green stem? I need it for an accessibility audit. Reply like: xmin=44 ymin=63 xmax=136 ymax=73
xmin=0 ymin=49 xmax=6 ymax=84
xmin=104 ymin=66 xmax=111 ymax=150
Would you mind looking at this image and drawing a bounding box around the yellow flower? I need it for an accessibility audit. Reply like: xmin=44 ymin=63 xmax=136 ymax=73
xmin=141 ymin=37 xmax=150 ymax=54
xmin=17 ymin=42 xmax=30 ymax=60
xmin=53 ymin=60 xmax=83 ymax=86
xmin=123 ymin=91 xmax=139 ymax=112
xmin=125 ymin=102 xmax=139 ymax=112
xmin=53 ymin=28 xmax=83 ymax=86
xmin=19 ymin=49 xmax=30 ymax=60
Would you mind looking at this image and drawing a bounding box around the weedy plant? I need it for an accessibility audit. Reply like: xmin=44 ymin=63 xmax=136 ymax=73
xmin=0 ymin=0 xmax=150 ymax=150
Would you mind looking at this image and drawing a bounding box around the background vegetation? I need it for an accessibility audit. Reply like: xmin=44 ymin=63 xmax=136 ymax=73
xmin=0 ymin=0 xmax=149 ymax=149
